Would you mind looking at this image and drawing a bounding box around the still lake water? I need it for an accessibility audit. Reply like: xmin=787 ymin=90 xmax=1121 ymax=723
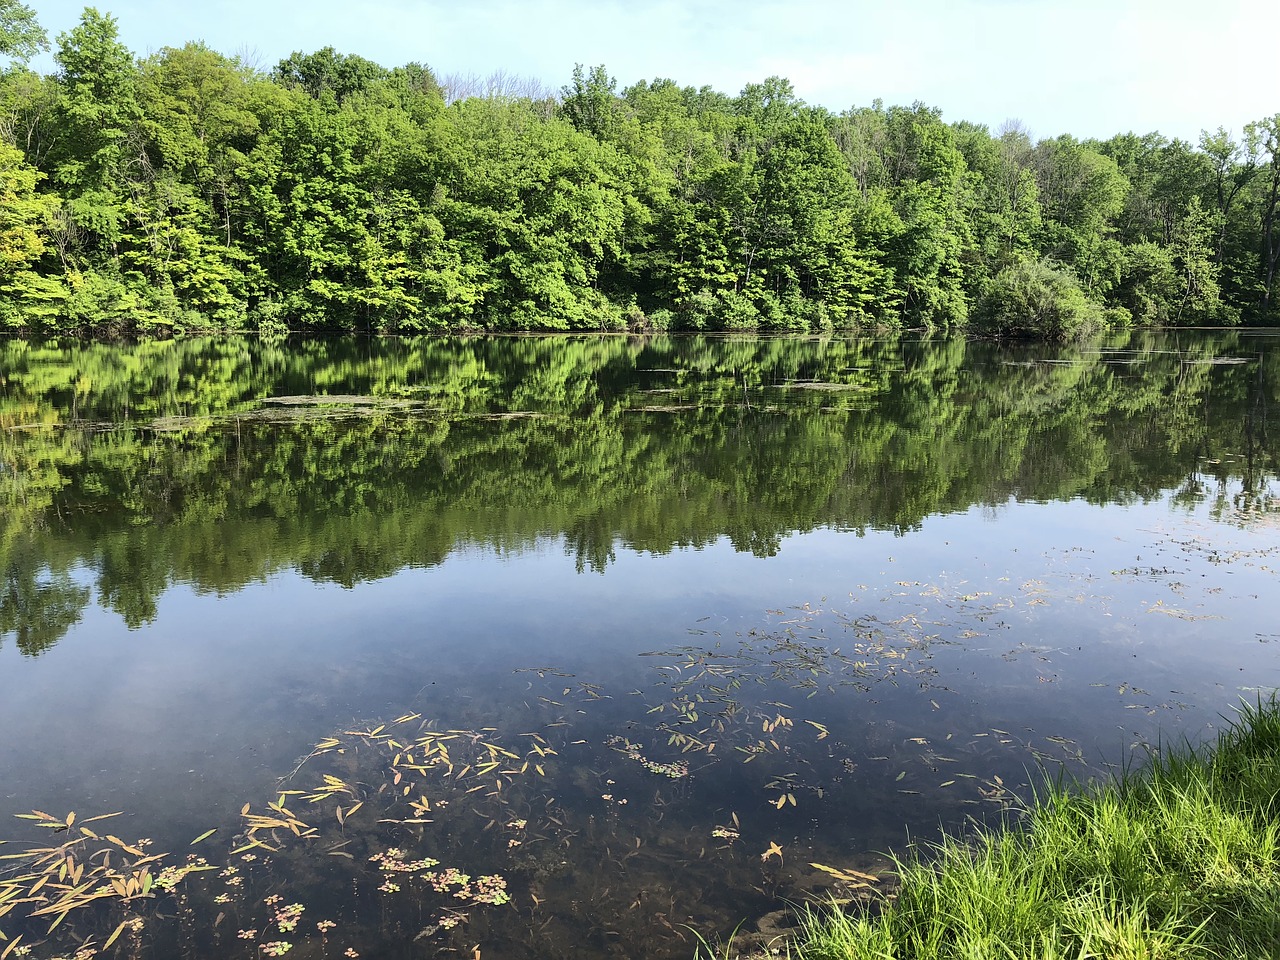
xmin=1 ymin=331 xmax=1278 ymax=959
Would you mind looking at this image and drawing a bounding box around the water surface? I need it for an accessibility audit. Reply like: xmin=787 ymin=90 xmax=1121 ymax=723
xmin=2 ymin=332 xmax=1278 ymax=959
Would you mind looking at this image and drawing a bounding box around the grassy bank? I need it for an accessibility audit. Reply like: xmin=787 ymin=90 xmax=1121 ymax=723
xmin=797 ymin=696 xmax=1280 ymax=960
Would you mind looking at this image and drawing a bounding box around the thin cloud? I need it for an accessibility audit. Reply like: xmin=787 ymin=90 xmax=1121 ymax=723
xmin=27 ymin=0 xmax=1275 ymax=142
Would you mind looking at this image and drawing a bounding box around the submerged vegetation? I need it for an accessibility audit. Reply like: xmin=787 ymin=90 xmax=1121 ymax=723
xmin=0 ymin=5 xmax=1279 ymax=335
xmin=3 ymin=610 xmax=1277 ymax=959
xmin=0 ymin=600 xmax=1061 ymax=960
xmin=798 ymin=695 xmax=1280 ymax=960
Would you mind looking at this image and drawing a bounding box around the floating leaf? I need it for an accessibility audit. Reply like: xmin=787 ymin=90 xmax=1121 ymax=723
xmin=81 ymin=812 xmax=124 ymax=824
xmin=103 ymin=919 xmax=129 ymax=949
xmin=810 ymin=862 xmax=879 ymax=886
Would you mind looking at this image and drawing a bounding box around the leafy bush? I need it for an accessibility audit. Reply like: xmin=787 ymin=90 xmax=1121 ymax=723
xmin=973 ymin=260 xmax=1105 ymax=340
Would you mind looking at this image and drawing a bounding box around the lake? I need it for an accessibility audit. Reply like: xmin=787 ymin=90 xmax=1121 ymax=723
xmin=1 ymin=331 xmax=1278 ymax=960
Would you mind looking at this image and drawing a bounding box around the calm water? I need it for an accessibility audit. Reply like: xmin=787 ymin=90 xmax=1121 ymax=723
xmin=1 ymin=332 xmax=1278 ymax=959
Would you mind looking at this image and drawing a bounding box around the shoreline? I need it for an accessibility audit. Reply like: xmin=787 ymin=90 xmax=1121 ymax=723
xmin=795 ymin=694 xmax=1280 ymax=960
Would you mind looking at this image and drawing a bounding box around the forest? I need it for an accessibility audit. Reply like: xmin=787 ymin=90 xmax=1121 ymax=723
xmin=1 ymin=3 xmax=1279 ymax=338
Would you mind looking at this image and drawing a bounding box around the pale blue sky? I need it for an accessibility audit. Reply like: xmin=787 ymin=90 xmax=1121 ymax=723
xmin=26 ymin=0 xmax=1277 ymax=143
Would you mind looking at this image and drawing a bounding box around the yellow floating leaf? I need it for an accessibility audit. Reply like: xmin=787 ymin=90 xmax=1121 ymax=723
xmin=81 ymin=812 xmax=123 ymax=824
xmin=810 ymin=862 xmax=879 ymax=884
xmin=190 ymin=829 xmax=217 ymax=845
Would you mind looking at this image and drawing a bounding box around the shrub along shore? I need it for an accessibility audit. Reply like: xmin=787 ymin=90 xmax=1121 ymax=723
xmin=796 ymin=696 xmax=1280 ymax=959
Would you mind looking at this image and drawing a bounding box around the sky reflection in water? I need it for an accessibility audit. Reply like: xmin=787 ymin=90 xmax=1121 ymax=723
xmin=1 ymin=333 xmax=1278 ymax=959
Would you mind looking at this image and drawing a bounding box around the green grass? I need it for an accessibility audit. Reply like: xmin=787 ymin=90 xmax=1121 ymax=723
xmin=797 ymin=696 xmax=1280 ymax=960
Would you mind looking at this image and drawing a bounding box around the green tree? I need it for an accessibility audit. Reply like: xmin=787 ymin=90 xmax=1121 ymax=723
xmin=0 ymin=0 xmax=45 ymax=64
xmin=973 ymin=258 xmax=1104 ymax=340
xmin=1251 ymin=115 xmax=1280 ymax=318
xmin=0 ymin=139 xmax=46 ymax=266
xmin=273 ymin=46 xmax=388 ymax=104
xmin=879 ymin=104 xmax=972 ymax=325
xmin=123 ymin=43 xmax=275 ymax=325
xmin=952 ymin=120 xmax=1042 ymax=278
xmin=1167 ymin=196 xmax=1224 ymax=323
xmin=561 ymin=63 xmax=617 ymax=140
xmin=39 ymin=4 xmax=141 ymax=332
xmin=0 ymin=138 xmax=58 ymax=326
xmin=51 ymin=8 xmax=139 ymax=197
xmin=1031 ymin=135 xmax=1128 ymax=298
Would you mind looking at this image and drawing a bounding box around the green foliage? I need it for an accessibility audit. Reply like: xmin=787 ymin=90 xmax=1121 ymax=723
xmin=0 ymin=0 xmax=45 ymax=64
xmin=973 ymin=259 xmax=1105 ymax=340
xmin=0 ymin=9 xmax=1276 ymax=334
xmin=561 ymin=63 xmax=617 ymax=140
xmin=0 ymin=139 xmax=49 ymax=274
xmin=798 ymin=694 xmax=1280 ymax=960
xmin=51 ymin=7 xmax=138 ymax=194
xmin=273 ymin=46 xmax=387 ymax=104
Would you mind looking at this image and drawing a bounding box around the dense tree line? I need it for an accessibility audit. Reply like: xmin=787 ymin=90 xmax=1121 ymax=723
xmin=1 ymin=5 xmax=1279 ymax=337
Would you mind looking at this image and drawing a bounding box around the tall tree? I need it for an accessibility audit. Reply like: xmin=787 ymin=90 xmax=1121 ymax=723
xmin=1199 ymin=126 xmax=1260 ymax=265
xmin=273 ymin=46 xmax=387 ymax=104
xmin=1254 ymin=115 xmax=1280 ymax=317
xmin=1032 ymin=135 xmax=1128 ymax=296
xmin=561 ymin=63 xmax=617 ymax=141
xmin=0 ymin=0 xmax=45 ymax=64
xmin=0 ymin=138 xmax=58 ymax=325
xmin=49 ymin=6 xmax=139 ymax=262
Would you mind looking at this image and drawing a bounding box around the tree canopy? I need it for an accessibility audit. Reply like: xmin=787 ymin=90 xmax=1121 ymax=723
xmin=1 ymin=7 xmax=1278 ymax=337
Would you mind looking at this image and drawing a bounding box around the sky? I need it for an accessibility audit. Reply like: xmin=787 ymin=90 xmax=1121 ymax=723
xmin=25 ymin=0 xmax=1278 ymax=144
